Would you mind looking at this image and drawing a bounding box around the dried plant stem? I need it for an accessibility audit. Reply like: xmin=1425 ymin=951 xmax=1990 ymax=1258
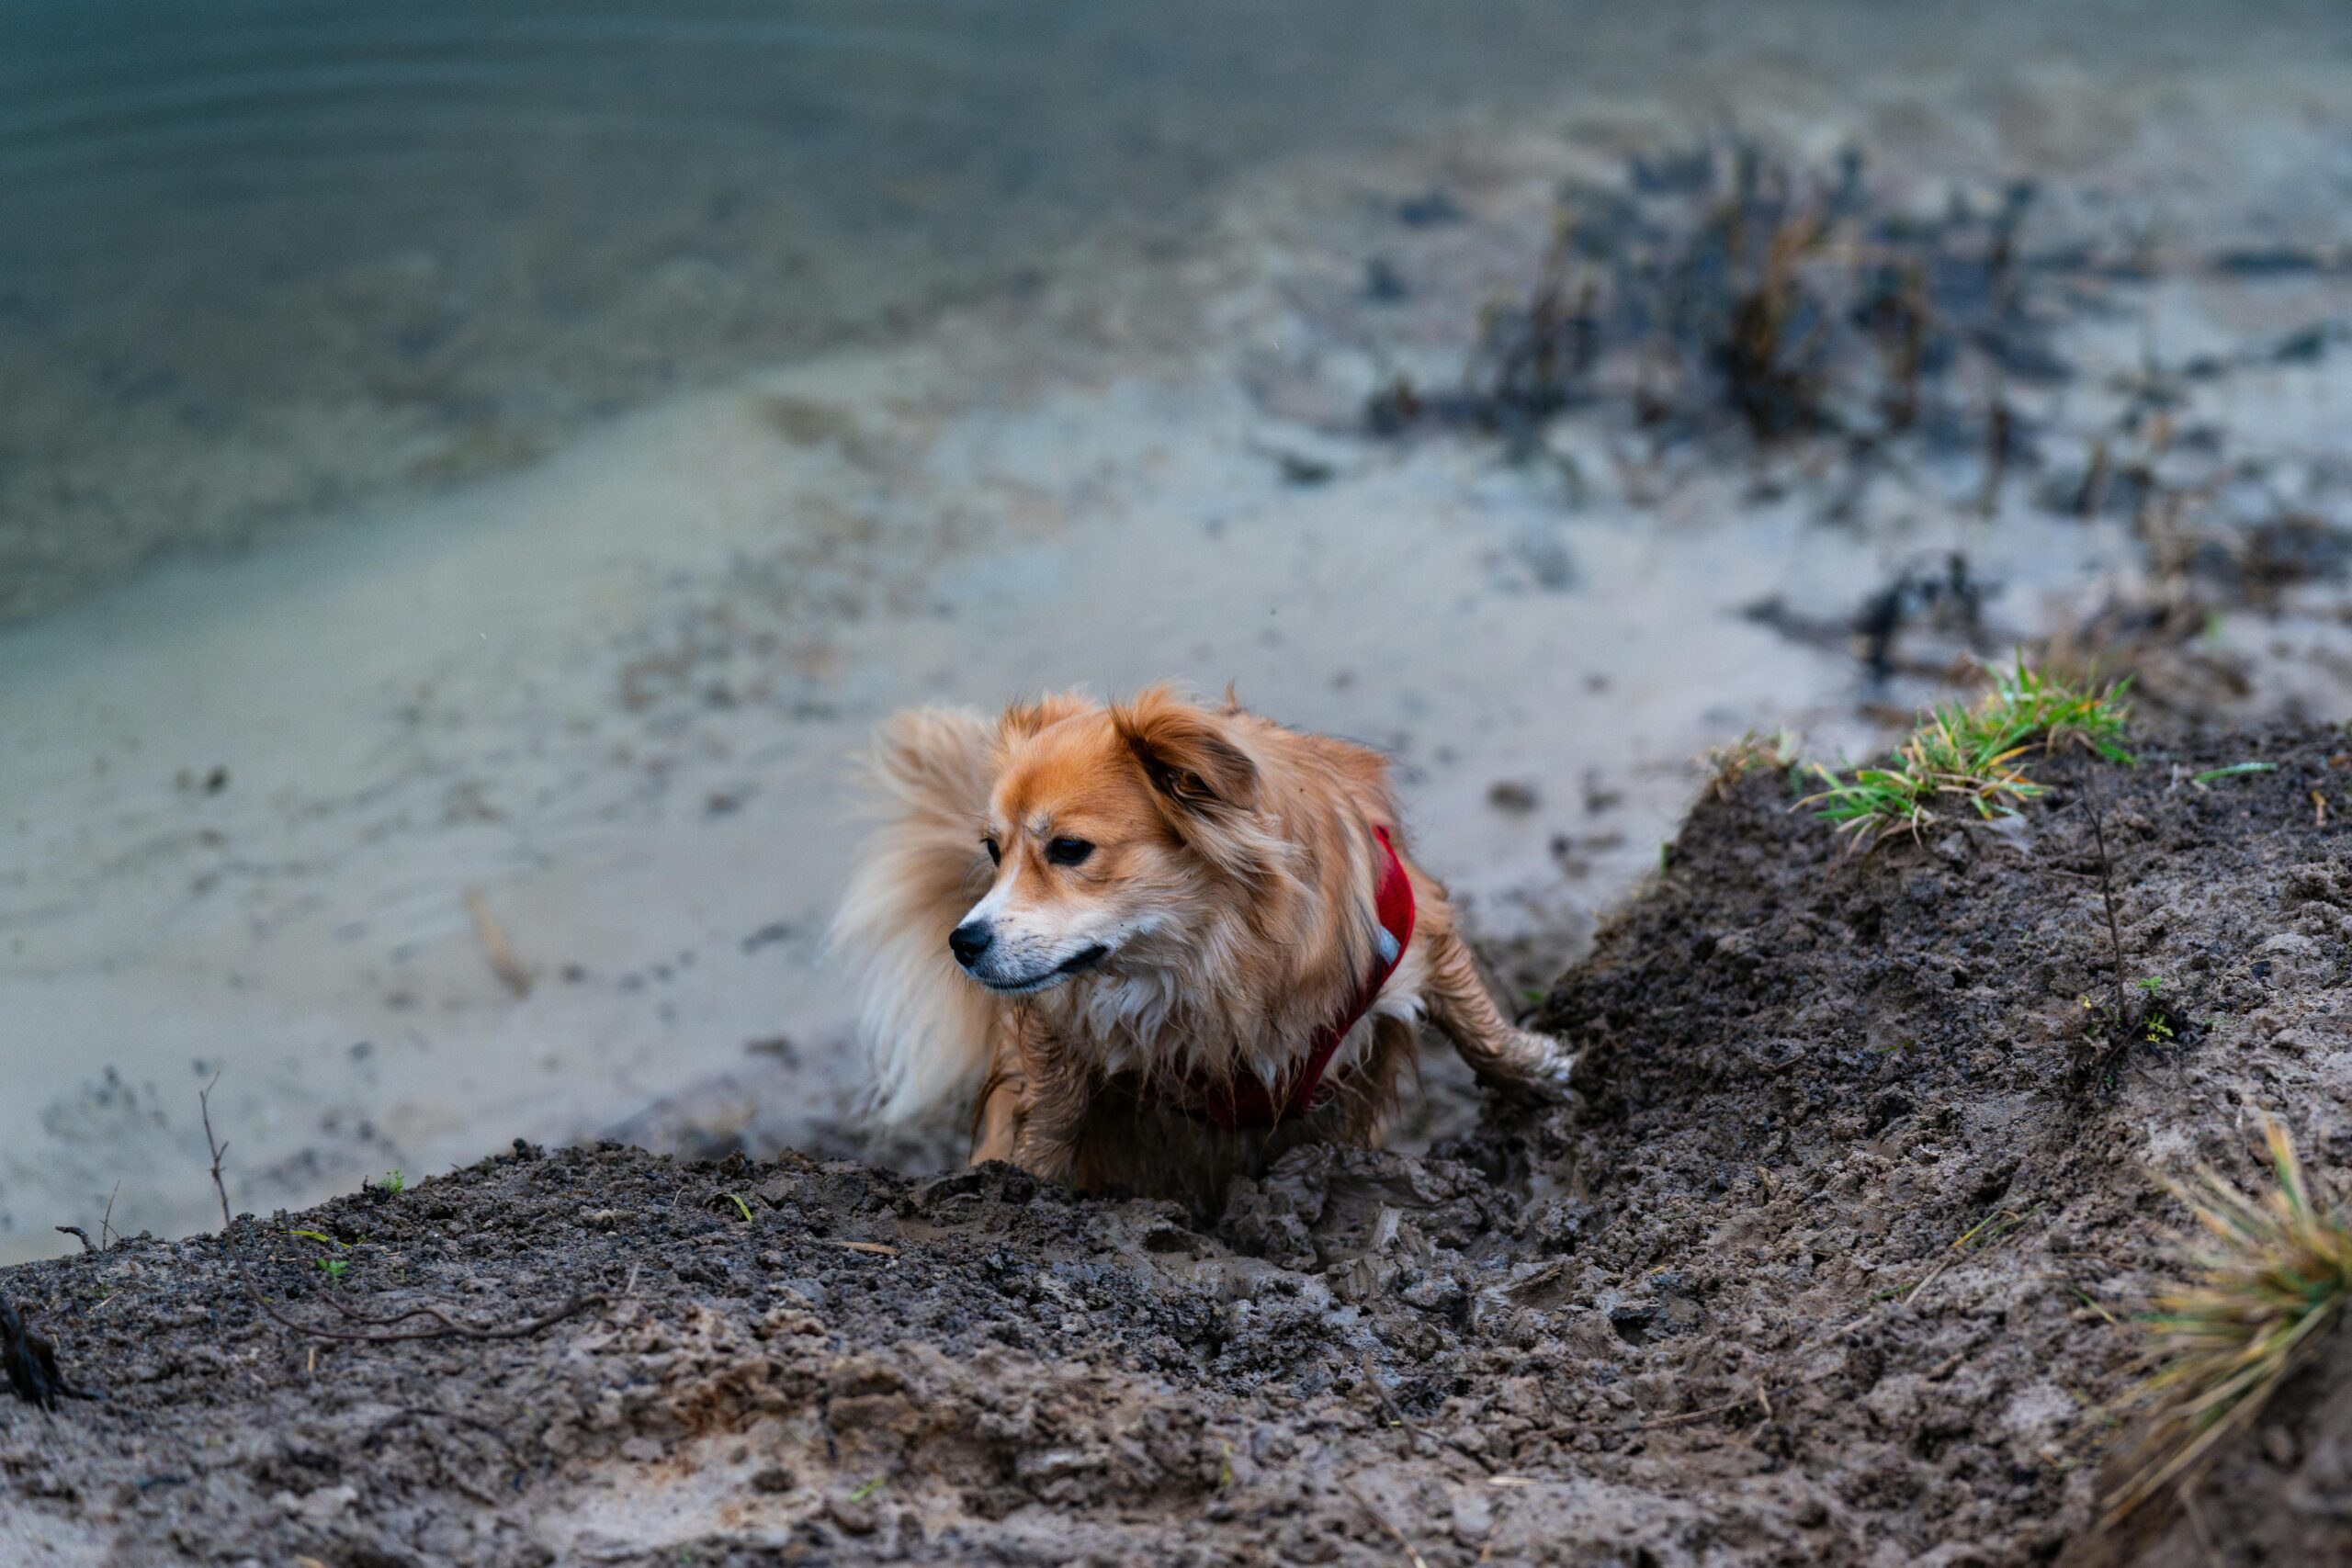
xmin=2085 ymin=780 xmax=2131 ymax=1032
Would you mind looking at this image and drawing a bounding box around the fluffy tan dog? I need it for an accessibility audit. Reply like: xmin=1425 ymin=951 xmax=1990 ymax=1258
xmin=832 ymin=686 xmax=1573 ymax=1202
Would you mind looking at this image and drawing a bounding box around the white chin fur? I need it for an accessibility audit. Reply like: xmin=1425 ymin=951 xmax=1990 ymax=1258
xmin=973 ymin=968 xmax=1076 ymax=996
xmin=968 ymin=940 xmax=1114 ymax=996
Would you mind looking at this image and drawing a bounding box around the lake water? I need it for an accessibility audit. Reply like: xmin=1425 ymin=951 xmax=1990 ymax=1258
xmin=0 ymin=0 xmax=1685 ymax=621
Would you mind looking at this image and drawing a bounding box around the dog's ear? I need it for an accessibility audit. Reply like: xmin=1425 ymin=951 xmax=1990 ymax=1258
xmin=998 ymin=690 xmax=1094 ymax=744
xmin=1114 ymin=686 xmax=1259 ymax=815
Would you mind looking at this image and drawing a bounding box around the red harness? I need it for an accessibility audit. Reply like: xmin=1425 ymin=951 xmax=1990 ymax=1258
xmin=1183 ymin=826 xmax=1418 ymax=1131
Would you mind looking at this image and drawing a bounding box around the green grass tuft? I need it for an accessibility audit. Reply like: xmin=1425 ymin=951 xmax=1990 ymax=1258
xmin=2190 ymin=761 xmax=2277 ymax=785
xmin=1804 ymin=658 xmax=2132 ymax=845
xmin=2103 ymin=1115 xmax=2352 ymax=1527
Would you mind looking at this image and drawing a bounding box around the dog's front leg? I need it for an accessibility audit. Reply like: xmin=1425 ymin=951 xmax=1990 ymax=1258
xmin=1420 ymin=921 xmax=1577 ymax=1100
xmin=1001 ymin=1013 xmax=1091 ymax=1185
xmin=968 ymin=1039 xmax=1027 ymax=1168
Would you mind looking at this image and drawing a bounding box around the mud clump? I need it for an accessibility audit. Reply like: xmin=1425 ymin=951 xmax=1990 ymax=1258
xmin=1 ymin=1296 xmax=81 ymax=1411
xmin=1366 ymin=141 xmax=2062 ymax=452
xmin=4 ymin=730 xmax=2350 ymax=1564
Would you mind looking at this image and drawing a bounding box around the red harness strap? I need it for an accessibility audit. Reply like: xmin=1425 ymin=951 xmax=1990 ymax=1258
xmin=1184 ymin=825 xmax=1417 ymax=1132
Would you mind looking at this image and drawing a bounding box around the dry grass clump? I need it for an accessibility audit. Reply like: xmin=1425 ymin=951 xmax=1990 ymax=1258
xmin=2104 ymin=1115 xmax=2352 ymax=1526
xmin=1804 ymin=658 xmax=2132 ymax=843
xmin=1702 ymin=728 xmax=1802 ymax=799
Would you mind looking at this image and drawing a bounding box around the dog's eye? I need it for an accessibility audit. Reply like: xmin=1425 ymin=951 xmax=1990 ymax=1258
xmin=1046 ymin=837 xmax=1093 ymax=866
xmin=982 ymin=836 xmax=1001 ymax=865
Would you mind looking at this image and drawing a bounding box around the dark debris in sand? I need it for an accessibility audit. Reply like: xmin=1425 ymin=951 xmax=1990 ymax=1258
xmin=1351 ymin=141 xmax=2352 ymax=710
xmin=5 ymin=729 xmax=2351 ymax=1565
xmin=1364 ymin=141 xmax=2068 ymax=452
xmin=1 ymin=1296 xmax=84 ymax=1413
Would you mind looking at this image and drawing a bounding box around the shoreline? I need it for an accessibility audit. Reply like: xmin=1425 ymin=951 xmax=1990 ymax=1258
xmin=7 ymin=42 xmax=2352 ymax=1264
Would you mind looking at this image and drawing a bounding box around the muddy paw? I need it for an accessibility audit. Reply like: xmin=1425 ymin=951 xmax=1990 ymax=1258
xmin=1487 ymin=1032 xmax=1580 ymax=1105
xmin=1527 ymin=1036 xmax=1582 ymax=1100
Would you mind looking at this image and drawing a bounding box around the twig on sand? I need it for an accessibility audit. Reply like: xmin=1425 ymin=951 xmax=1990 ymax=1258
xmin=201 ymin=1077 xmax=599 ymax=1345
xmin=1358 ymin=1350 xmax=1495 ymax=1472
xmin=2182 ymin=1492 xmax=2226 ymax=1568
xmin=1900 ymin=1203 xmax=2039 ymax=1308
xmin=2085 ymin=784 xmax=2131 ymax=1035
xmin=1360 ymin=1350 xmax=1433 ymax=1451
xmin=466 ymin=889 xmax=534 ymax=997
xmin=1616 ymin=1393 xmax=1770 ymax=1434
xmin=1550 ymin=1371 xmax=1831 ymax=1441
xmin=56 ymin=1183 xmax=122 ymax=1257
xmin=1341 ymin=1478 xmax=1433 ymax=1568
xmin=2066 ymin=776 xmax=2149 ymax=1094
xmin=1903 ymin=1253 xmax=1959 ymax=1308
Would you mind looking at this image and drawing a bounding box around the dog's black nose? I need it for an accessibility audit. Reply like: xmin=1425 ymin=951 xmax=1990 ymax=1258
xmin=948 ymin=921 xmax=994 ymax=967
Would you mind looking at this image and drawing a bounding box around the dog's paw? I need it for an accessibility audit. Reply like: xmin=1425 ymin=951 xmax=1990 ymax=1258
xmin=1525 ymin=1038 xmax=1582 ymax=1102
xmin=1489 ymin=1031 xmax=1580 ymax=1105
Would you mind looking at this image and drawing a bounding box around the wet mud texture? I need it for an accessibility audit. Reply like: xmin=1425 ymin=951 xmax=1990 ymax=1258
xmin=5 ymin=728 xmax=2350 ymax=1565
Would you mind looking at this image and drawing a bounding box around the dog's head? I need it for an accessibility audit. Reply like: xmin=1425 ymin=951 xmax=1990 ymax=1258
xmin=948 ymin=687 xmax=1268 ymax=994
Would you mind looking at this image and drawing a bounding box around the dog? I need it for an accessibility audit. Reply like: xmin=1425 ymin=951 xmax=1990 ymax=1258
xmin=831 ymin=685 xmax=1574 ymax=1202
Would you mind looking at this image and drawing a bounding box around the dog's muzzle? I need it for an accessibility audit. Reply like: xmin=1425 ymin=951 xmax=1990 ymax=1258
xmin=952 ymin=923 xmax=1112 ymax=993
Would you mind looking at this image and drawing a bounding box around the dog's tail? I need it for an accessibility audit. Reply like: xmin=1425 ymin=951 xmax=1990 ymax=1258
xmin=829 ymin=706 xmax=1001 ymax=1123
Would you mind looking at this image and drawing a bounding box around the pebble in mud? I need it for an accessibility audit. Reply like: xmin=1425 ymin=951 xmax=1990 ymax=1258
xmin=1487 ymin=779 xmax=1542 ymax=813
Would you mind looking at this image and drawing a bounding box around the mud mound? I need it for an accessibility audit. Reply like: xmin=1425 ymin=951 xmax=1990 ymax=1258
xmin=4 ymin=729 xmax=2348 ymax=1565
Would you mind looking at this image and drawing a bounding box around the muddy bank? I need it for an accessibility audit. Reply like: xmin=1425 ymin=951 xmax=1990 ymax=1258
xmin=4 ymin=724 xmax=2347 ymax=1564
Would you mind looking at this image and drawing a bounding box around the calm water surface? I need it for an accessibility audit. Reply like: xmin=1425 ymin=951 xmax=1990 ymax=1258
xmin=0 ymin=0 xmax=1660 ymax=618
xmin=4 ymin=0 xmax=2333 ymax=618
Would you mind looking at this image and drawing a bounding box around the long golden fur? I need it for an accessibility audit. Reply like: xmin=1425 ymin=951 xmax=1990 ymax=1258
xmin=832 ymin=685 xmax=1573 ymax=1202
